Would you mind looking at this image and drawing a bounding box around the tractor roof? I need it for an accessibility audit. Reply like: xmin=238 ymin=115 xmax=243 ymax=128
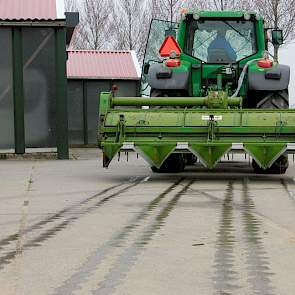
xmin=187 ymin=10 xmax=258 ymax=18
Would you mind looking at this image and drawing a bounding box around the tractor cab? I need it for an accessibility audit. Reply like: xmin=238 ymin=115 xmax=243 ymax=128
xmin=142 ymin=11 xmax=285 ymax=101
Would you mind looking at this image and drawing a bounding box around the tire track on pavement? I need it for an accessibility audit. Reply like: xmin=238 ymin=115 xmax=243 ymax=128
xmin=241 ymin=178 xmax=274 ymax=295
xmin=187 ymin=181 xmax=295 ymax=236
xmin=91 ymin=180 xmax=194 ymax=295
xmin=213 ymin=181 xmax=241 ymax=295
xmin=280 ymin=178 xmax=295 ymax=203
xmin=0 ymin=177 xmax=141 ymax=252
xmin=0 ymin=177 xmax=145 ymax=270
xmin=53 ymin=178 xmax=184 ymax=295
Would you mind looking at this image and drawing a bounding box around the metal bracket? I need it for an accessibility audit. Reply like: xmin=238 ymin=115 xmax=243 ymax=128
xmin=275 ymin=119 xmax=286 ymax=138
xmin=115 ymin=114 xmax=126 ymax=143
xmin=207 ymin=115 xmax=218 ymax=142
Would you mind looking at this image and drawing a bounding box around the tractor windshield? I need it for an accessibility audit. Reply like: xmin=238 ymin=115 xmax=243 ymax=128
xmin=187 ymin=20 xmax=257 ymax=63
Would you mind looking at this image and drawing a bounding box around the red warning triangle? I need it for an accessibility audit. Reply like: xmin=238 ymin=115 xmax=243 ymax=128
xmin=159 ymin=35 xmax=181 ymax=57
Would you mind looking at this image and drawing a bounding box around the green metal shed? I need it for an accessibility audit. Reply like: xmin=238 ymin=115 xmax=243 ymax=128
xmin=0 ymin=0 xmax=78 ymax=159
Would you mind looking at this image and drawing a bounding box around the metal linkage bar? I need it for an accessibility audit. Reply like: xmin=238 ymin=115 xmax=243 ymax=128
xmin=111 ymin=96 xmax=242 ymax=107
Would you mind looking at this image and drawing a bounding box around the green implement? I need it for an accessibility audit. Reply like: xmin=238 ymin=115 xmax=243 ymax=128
xmin=99 ymin=92 xmax=295 ymax=171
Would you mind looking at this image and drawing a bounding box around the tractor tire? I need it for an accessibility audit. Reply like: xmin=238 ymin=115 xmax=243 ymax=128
xmin=185 ymin=154 xmax=198 ymax=165
xmin=150 ymin=90 xmax=186 ymax=173
xmin=256 ymin=89 xmax=289 ymax=109
xmin=253 ymin=89 xmax=289 ymax=174
xmin=151 ymin=154 xmax=186 ymax=173
xmin=252 ymin=155 xmax=289 ymax=174
xmin=150 ymin=89 xmax=165 ymax=98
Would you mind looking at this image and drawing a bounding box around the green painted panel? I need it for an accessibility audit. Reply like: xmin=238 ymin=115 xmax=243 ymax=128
xmin=135 ymin=144 xmax=176 ymax=168
xmin=244 ymin=143 xmax=287 ymax=169
xmin=103 ymin=143 xmax=122 ymax=168
xmin=189 ymin=143 xmax=232 ymax=169
xmin=103 ymin=109 xmax=295 ymax=129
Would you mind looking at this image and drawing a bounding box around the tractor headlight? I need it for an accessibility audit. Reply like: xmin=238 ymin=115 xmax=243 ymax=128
xmin=244 ymin=13 xmax=251 ymax=20
xmin=180 ymin=8 xmax=188 ymax=20
xmin=193 ymin=13 xmax=200 ymax=20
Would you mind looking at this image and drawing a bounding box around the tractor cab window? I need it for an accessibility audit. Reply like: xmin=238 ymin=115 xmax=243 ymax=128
xmin=188 ymin=20 xmax=256 ymax=63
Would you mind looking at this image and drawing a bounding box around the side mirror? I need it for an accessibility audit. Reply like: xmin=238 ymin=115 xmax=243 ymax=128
xmin=143 ymin=63 xmax=150 ymax=75
xmin=165 ymin=29 xmax=176 ymax=38
xmin=272 ymin=29 xmax=283 ymax=46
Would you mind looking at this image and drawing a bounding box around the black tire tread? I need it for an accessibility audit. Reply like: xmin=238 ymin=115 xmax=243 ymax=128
xmin=253 ymin=89 xmax=289 ymax=174
xmin=151 ymin=154 xmax=185 ymax=173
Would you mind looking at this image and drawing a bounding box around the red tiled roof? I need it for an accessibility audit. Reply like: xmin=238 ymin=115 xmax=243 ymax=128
xmin=0 ymin=0 xmax=65 ymax=21
xmin=67 ymin=50 xmax=141 ymax=80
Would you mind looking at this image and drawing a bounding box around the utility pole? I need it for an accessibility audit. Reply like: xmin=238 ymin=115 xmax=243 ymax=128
xmin=221 ymin=0 xmax=224 ymax=10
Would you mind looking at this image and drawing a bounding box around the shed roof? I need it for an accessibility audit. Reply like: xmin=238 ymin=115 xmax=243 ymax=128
xmin=0 ymin=0 xmax=65 ymax=21
xmin=67 ymin=50 xmax=141 ymax=80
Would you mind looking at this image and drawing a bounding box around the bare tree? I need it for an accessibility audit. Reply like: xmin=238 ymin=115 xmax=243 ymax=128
xmin=151 ymin=0 xmax=183 ymax=22
xmin=204 ymin=0 xmax=254 ymax=10
xmin=66 ymin=0 xmax=295 ymax=64
xmin=253 ymin=0 xmax=295 ymax=60
xmin=64 ymin=0 xmax=82 ymax=49
xmin=75 ymin=0 xmax=113 ymax=50
xmin=65 ymin=0 xmax=78 ymax=12
xmin=114 ymin=0 xmax=151 ymax=62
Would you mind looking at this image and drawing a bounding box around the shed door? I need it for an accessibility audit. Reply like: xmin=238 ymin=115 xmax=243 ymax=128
xmin=22 ymin=28 xmax=56 ymax=148
xmin=86 ymin=81 xmax=110 ymax=144
xmin=68 ymin=81 xmax=84 ymax=145
xmin=0 ymin=28 xmax=14 ymax=149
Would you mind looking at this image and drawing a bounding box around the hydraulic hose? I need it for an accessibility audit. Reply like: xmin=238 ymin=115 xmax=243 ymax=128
xmin=231 ymin=58 xmax=261 ymax=98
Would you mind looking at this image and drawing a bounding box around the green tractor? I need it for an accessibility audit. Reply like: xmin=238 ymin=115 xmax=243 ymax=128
xmin=98 ymin=11 xmax=294 ymax=174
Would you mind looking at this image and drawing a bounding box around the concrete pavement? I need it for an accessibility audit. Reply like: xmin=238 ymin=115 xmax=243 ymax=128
xmin=0 ymin=149 xmax=295 ymax=294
